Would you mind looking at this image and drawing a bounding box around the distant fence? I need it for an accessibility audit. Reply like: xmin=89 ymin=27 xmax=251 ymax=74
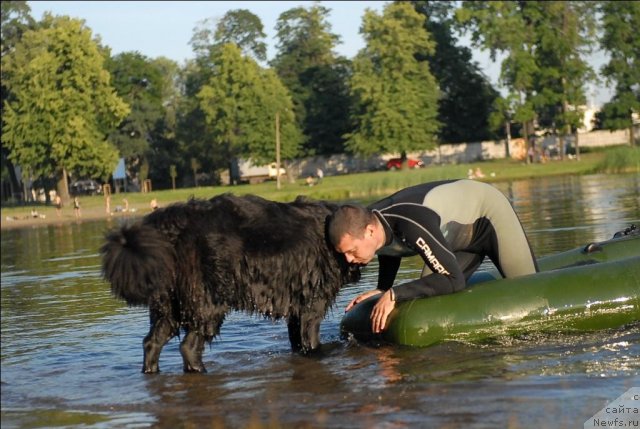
xmin=570 ymin=128 xmax=634 ymax=148
xmin=288 ymin=128 xmax=636 ymax=178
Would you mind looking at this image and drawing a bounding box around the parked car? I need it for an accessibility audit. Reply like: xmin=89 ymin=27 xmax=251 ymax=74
xmin=70 ymin=179 xmax=102 ymax=196
xmin=386 ymin=158 xmax=424 ymax=170
xmin=268 ymin=163 xmax=287 ymax=178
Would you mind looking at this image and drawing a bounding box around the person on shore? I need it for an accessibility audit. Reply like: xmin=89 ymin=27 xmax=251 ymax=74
xmin=327 ymin=179 xmax=538 ymax=333
xmin=73 ymin=197 xmax=81 ymax=219
xmin=150 ymin=198 xmax=158 ymax=211
xmin=54 ymin=195 xmax=62 ymax=217
xmin=316 ymin=168 xmax=324 ymax=184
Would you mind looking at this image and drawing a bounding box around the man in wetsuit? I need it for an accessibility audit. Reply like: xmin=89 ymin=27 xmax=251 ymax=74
xmin=327 ymin=179 xmax=538 ymax=333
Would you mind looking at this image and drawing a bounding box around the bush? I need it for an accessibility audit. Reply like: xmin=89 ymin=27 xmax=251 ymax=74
xmin=596 ymin=146 xmax=640 ymax=173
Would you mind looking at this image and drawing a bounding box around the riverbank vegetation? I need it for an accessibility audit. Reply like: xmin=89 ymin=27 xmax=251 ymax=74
xmin=596 ymin=145 xmax=640 ymax=173
xmin=3 ymin=148 xmax=638 ymax=229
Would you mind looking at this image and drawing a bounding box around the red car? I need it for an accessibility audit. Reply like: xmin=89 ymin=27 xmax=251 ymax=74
xmin=386 ymin=158 xmax=424 ymax=170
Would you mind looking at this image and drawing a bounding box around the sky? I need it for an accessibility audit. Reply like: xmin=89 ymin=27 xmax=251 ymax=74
xmin=28 ymin=1 xmax=612 ymax=106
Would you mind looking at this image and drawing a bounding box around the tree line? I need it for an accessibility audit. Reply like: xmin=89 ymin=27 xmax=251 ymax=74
xmin=1 ymin=1 xmax=638 ymax=201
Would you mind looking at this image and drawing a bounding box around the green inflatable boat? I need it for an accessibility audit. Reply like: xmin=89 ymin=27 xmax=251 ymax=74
xmin=340 ymin=227 xmax=640 ymax=346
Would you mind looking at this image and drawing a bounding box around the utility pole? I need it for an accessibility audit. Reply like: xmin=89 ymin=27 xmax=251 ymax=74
xmin=504 ymin=119 xmax=511 ymax=159
xmin=275 ymin=111 xmax=281 ymax=190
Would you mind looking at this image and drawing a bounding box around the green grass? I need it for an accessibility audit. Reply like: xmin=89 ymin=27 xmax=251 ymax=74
xmin=1 ymin=149 xmax=627 ymax=221
xmin=595 ymin=145 xmax=640 ymax=173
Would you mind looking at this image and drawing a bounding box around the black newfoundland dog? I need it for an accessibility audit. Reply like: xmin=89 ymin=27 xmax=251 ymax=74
xmin=101 ymin=193 xmax=360 ymax=373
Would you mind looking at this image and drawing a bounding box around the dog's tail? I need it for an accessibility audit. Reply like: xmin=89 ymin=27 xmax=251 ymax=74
xmin=100 ymin=223 xmax=175 ymax=306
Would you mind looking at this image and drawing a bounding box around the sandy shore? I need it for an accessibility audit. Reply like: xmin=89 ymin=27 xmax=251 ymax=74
xmin=1 ymin=205 xmax=149 ymax=230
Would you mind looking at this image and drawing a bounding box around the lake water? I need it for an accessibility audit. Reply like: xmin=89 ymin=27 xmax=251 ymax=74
xmin=2 ymin=173 xmax=639 ymax=429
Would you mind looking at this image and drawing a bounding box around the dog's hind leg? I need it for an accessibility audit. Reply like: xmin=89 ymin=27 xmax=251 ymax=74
xmin=142 ymin=317 xmax=177 ymax=374
xmin=180 ymin=331 xmax=207 ymax=373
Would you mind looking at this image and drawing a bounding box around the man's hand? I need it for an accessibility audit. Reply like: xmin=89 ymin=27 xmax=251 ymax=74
xmin=370 ymin=290 xmax=395 ymax=333
xmin=345 ymin=289 xmax=382 ymax=312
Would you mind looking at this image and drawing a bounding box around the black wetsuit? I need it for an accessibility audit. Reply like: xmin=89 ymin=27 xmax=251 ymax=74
xmin=368 ymin=179 xmax=538 ymax=302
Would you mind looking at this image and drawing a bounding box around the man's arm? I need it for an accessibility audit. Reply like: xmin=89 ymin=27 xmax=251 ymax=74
xmin=377 ymin=255 xmax=401 ymax=291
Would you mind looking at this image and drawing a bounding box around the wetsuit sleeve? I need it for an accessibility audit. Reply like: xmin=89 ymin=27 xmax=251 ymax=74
xmin=377 ymin=255 xmax=401 ymax=291
xmin=384 ymin=205 xmax=466 ymax=302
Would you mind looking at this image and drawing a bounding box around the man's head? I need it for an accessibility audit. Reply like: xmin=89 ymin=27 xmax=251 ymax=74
xmin=328 ymin=204 xmax=382 ymax=265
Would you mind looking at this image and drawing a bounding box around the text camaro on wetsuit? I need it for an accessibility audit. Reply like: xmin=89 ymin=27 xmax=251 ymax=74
xmin=415 ymin=237 xmax=450 ymax=275
xmin=371 ymin=202 xmax=465 ymax=301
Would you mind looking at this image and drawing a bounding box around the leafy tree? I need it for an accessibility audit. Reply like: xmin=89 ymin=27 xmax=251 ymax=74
xmin=599 ymin=1 xmax=640 ymax=146
xmin=197 ymin=44 xmax=300 ymax=176
xmin=190 ymin=9 xmax=267 ymax=63
xmin=214 ymin=9 xmax=267 ymax=62
xmin=531 ymin=1 xmax=597 ymax=159
xmin=1 ymin=1 xmax=34 ymax=56
xmin=175 ymin=59 xmax=224 ymax=186
xmin=1 ymin=1 xmax=35 ymax=200
xmin=412 ymin=1 xmax=499 ymax=143
xmin=346 ymin=2 xmax=440 ymax=159
xmin=272 ymin=4 xmax=351 ymax=155
xmin=457 ymin=1 xmax=539 ymax=161
xmin=105 ymin=52 xmax=166 ymax=186
xmin=2 ymin=14 xmax=129 ymax=201
xmin=184 ymin=9 xmax=269 ymax=186
xmin=299 ymin=58 xmax=353 ymax=155
xmin=146 ymin=56 xmax=183 ymax=189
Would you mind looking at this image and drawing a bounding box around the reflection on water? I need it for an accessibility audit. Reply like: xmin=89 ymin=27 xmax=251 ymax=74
xmin=2 ymin=174 xmax=639 ymax=428
xmin=496 ymin=174 xmax=640 ymax=255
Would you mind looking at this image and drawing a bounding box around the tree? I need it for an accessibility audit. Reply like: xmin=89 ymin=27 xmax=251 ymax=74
xmin=184 ymin=10 xmax=270 ymax=186
xmin=190 ymin=9 xmax=267 ymax=63
xmin=457 ymin=1 xmax=539 ymax=162
xmin=146 ymin=56 xmax=182 ymax=189
xmin=412 ymin=1 xmax=500 ymax=143
xmin=1 ymin=1 xmax=34 ymax=56
xmin=345 ymin=2 xmax=440 ymax=159
xmin=599 ymin=1 xmax=640 ymax=146
xmin=197 ymin=43 xmax=300 ymax=177
xmin=272 ymin=4 xmax=352 ymax=155
xmin=1 ymin=1 xmax=34 ymax=57
xmin=175 ymin=59 xmax=224 ymax=186
xmin=299 ymin=58 xmax=353 ymax=155
xmin=106 ymin=52 xmax=166 ymax=187
xmin=1 ymin=1 xmax=35 ymax=201
xmin=2 ymin=14 xmax=129 ymax=201
xmin=531 ymin=1 xmax=597 ymax=160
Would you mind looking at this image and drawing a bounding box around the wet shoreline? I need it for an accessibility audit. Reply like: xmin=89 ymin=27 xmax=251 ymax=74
xmin=1 ymin=206 xmax=146 ymax=230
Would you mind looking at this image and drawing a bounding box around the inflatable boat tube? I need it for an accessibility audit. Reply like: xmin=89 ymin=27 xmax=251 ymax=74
xmin=340 ymin=233 xmax=640 ymax=346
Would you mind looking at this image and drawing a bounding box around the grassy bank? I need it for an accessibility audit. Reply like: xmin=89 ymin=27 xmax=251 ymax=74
xmin=2 ymin=148 xmax=637 ymax=230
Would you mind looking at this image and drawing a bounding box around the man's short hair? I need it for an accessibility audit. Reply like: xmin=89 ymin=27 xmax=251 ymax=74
xmin=327 ymin=204 xmax=376 ymax=247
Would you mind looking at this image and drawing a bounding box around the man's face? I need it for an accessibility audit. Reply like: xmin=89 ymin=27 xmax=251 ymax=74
xmin=335 ymin=226 xmax=377 ymax=265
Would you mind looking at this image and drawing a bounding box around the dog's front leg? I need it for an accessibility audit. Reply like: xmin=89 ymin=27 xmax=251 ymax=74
xmin=300 ymin=313 xmax=322 ymax=354
xmin=180 ymin=331 xmax=207 ymax=373
xmin=288 ymin=312 xmax=322 ymax=354
xmin=142 ymin=317 xmax=176 ymax=373
xmin=287 ymin=315 xmax=303 ymax=353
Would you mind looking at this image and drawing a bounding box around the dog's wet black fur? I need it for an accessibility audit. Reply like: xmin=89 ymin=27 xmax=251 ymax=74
xmin=101 ymin=194 xmax=360 ymax=373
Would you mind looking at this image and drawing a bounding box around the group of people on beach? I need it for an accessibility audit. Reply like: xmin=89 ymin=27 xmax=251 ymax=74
xmin=12 ymin=193 xmax=149 ymax=223
xmin=52 ymin=194 xmax=81 ymax=218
